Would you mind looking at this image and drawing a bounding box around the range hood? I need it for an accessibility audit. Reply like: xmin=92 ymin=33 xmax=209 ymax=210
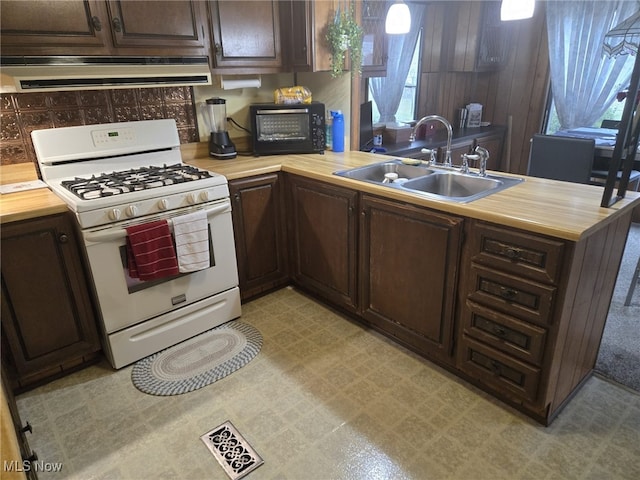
xmin=0 ymin=56 xmax=212 ymax=92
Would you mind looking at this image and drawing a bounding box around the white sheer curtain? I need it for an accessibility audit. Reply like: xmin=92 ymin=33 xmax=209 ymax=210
xmin=370 ymin=2 xmax=426 ymax=123
xmin=546 ymin=0 xmax=639 ymax=130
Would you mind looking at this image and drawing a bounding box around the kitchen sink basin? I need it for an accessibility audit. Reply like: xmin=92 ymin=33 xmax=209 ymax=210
xmin=401 ymin=173 xmax=502 ymax=198
xmin=335 ymin=160 xmax=435 ymax=183
xmin=334 ymin=159 xmax=524 ymax=202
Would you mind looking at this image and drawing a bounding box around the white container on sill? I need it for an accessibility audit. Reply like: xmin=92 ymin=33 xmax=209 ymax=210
xmin=466 ymin=103 xmax=483 ymax=128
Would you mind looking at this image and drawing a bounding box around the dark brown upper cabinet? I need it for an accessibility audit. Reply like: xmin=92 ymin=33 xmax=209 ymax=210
xmin=360 ymin=0 xmax=388 ymax=77
xmin=0 ymin=0 xmax=208 ymax=56
xmin=0 ymin=0 xmax=112 ymax=55
xmin=423 ymin=1 xmax=511 ymax=73
xmin=207 ymin=0 xmax=282 ymax=72
xmin=105 ymin=1 xmax=208 ymax=53
xmin=279 ymin=0 xmax=336 ymax=73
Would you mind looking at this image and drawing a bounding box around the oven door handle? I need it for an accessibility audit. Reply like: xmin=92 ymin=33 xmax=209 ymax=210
xmin=83 ymin=200 xmax=231 ymax=244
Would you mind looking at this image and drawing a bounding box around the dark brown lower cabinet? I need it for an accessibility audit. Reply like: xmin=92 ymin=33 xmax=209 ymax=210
xmin=359 ymin=195 xmax=464 ymax=363
xmin=456 ymin=216 xmax=631 ymax=424
xmin=1 ymin=213 xmax=100 ymax=390
xmin=287 ymin=175 xmax=359 ymax=313
xmin=229 ymin=174 xmax=289 ymax=301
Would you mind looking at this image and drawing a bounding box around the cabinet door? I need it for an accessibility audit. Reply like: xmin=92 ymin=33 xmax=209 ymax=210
xmin=1 ymin=214 xmax=100 ymax=379
xmin=361 ymin=1 xmax=388 ymax=76
xmin=105 ymin=0 xmax=207 ymax=54
xmin=0 ymin=0 xmax=111 ymax=55
xmin=475 ymin=1 xmax=512 ymax=71
xmin=280 ymin=0 xmax=312 ymax=71
xmin=288 ymin=175 xmax=358 ymax=312
xmin=209 ymin=0 xmax=282 ymax=70
xmin=440 ymin=1 xmax=510 ymax=72
xmin=230 ymin=174 xmax=289 ymax=301
xmin=359 ymin=195 xmax=463 ymax=362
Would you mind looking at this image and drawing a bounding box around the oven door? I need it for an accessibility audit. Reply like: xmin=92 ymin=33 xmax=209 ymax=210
xmin=252 ymin=109 xmax=315 ymax=154
xmin=82 ymin=198 xmax=238 ymax=334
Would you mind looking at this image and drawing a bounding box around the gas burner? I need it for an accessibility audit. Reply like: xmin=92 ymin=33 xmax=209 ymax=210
xmin=61 ymin=163 xmax=214 ymax=200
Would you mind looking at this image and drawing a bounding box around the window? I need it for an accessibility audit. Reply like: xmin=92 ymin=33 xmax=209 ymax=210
xmin=545 ymin=94 xmax=627 ymax=134
xmin=368 ymin=31 xmax=422 ymax=124
xmin=543 ymin=2 xmax=637 ymax=134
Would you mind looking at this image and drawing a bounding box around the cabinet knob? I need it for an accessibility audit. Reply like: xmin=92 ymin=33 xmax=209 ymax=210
xmin=234 ymin=193 xmax=240 ymax=202
xmin=20 ymin=422 xmax=33 ymax=434
xmin=494 ymin=326 xmax=506 ymax=337
xmin=215 ymin=43 xmax=223 ymax=55
xmin=58 ymin=234 xmax=69 ymax=244
xmin=112 ymin=17 xmax=122 ymax=33
xmin=91 ymin=16 xmax=102 ymax=31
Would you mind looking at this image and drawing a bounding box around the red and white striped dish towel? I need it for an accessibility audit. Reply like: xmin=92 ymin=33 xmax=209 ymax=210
xmin=125 ymin=220 xmax=179 ymax=280
xmin=172 ymin=210 xmax=210 ymax=273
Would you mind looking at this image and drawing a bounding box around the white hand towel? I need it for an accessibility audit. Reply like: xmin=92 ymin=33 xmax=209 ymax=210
xmin=172 ymin=210 xmax=210 ymax=273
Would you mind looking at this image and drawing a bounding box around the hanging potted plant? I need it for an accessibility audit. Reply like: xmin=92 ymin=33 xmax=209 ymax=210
xmin=326 ymin=5 xmax=364 ymax=78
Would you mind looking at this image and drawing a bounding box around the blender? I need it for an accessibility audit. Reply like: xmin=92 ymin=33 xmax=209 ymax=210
xmin=203 ymin=97 xmax=236 ymax=159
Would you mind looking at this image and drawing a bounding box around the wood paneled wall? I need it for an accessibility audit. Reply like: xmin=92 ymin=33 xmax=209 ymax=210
xmin=416 ymin=1 xmax=549 ymax=174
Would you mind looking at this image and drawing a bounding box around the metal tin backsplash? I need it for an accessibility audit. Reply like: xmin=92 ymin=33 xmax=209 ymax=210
xmin=0 ymin=87 xmax=198 ymax=166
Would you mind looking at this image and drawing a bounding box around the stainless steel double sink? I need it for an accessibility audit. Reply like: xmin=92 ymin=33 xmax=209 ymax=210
xmin=333 ymin=158 xmax=524 ymax=203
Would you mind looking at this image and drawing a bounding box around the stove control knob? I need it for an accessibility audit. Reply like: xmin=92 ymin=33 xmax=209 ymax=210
xmin=108 ymin=208 xmax=122 ymax=221
xmin=199 ymin=190 xmax=210 ymax=201
xmin=187 ymin=193 xmax=198 ymax=205
xmin=125 ymin=205 xmax=138 ymax=218
xmin=157 ymin=199 xmax=169 ymax=210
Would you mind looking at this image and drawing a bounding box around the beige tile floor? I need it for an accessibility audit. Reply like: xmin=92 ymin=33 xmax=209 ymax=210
xmin=16 ymin=286 xmax=640 ymax=480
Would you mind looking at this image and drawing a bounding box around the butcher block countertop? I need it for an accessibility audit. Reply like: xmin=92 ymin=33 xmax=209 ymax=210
xmin=0 ymin=162 xmax=68 ymax=223
xmin=2 ymin=142 xmax=639 ymax=241
xmin=181 ymin=143 xmax=640 ymax=242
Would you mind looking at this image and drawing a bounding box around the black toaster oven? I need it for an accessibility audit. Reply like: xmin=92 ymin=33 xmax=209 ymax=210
xmin=250 ymin=102 xmax=325 ymax=155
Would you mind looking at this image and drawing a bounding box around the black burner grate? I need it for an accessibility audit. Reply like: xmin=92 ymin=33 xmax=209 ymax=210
xmin=61 ymin=163 xmax=213 ymax=200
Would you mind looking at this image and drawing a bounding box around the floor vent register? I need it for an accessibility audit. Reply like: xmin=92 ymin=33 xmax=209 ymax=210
xmin=200 ymin=421 xmax=264 ymax=479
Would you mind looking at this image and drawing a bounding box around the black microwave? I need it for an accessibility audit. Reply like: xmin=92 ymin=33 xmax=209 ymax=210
xmin=250 ymin=102 xmax=325 ymax=155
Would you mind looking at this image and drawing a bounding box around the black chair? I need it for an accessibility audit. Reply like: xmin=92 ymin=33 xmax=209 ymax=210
xmin=624 ymin=255 xmax=640 ymax=306
xmin=527 ymin=134 xmax=595 ymax=184
xmin=590 ymin=168 xmax=640 ymax=191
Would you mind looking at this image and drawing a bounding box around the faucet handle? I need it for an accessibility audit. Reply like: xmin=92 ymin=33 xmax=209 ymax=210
xmin=462 ymin=153 xmax=480 ymax=173
xmin=421 ymin=148 xmax=437 ymax=165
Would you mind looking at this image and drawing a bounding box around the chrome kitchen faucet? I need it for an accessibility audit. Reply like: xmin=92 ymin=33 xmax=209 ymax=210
xmin=410 ymin=115 xmax=453 ymax=167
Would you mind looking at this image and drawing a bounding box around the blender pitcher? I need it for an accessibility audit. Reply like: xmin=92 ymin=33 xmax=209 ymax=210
xmin=204 ymin=97 xmax=236 ymax=159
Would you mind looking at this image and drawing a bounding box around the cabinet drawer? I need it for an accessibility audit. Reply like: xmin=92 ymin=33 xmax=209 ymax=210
xmin=471 ymin=223 xmax=565 ymax=284
xmin=467 ymin=265 xmax=556 ymax=326
xmin=458 ymin=336 xmax=541 ymax=404
xmin=462 ymin=301 xmax=547 ymax=366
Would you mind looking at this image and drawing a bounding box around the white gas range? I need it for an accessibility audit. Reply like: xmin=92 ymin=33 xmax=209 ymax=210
xmin=32 ymin=119 xmax=241 ymax=369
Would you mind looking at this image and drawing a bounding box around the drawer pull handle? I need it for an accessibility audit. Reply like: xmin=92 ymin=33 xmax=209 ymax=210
xmin=490 ymin=360 xmax=502 ymax=374
xmin=494 ymin=326 xmax=506 ymax=337
xmin=500 ymin=287 xmax=518 ymax=300
xmin=505 ymin=247 xmax=522 ymax=260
